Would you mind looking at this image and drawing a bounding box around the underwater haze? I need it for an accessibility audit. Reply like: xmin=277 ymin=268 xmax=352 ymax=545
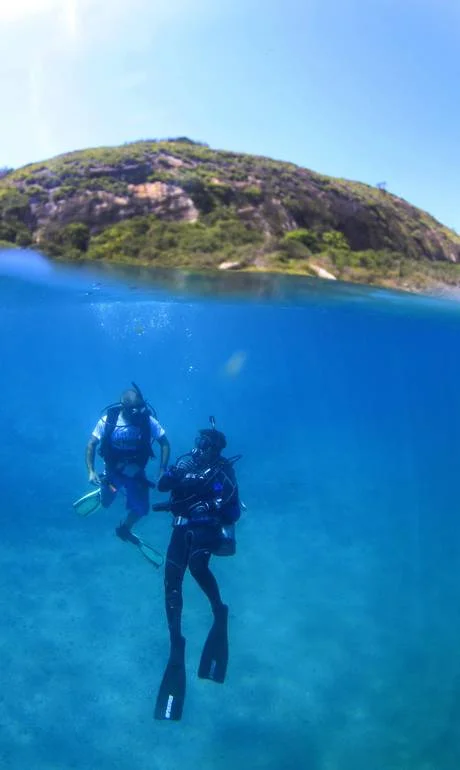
xmin=1 ymin=249 xmax=460 ymax=770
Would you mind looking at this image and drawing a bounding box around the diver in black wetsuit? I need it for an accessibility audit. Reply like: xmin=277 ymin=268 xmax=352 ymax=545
xmin=153 ymin=419 xmax=241 ymax=721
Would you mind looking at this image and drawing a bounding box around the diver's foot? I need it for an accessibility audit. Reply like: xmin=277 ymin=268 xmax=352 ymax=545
xmin=199 ymin=607 xmax=228 ymax=683
xmin=115 ymin=523 xmax=140 ymax=545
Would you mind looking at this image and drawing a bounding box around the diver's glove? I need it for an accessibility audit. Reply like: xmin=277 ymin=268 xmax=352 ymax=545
xmin=158 ymin=465 xmax=184 ymax=492
xmin=115 ymin=523 xmax=140 ymax=545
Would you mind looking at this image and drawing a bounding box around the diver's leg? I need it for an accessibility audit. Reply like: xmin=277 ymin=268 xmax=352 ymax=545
xmin=154 ymin=527 xmax=189 ymax=720
xmin=189 ymin=533 xmax=229 ymax=683
xmin=124 ymin=473 xmax=149 ymax=526
xmin=115 ymin=473 xmax=149 ymax=541
xmin=164 ymin=528 xmax=188 ymax=644
xmin=188 ymin=531 xmax=224 ymax=612
xmin=119 ymin=509 xmax=138 ymax=531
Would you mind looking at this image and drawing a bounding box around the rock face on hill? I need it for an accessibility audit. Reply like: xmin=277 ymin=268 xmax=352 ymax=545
xmin=1 ymin=138 xmax=459 ymax=292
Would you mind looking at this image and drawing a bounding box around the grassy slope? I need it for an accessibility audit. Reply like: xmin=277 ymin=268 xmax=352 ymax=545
xmin=1 ymin=139 xmax=459 ymax=293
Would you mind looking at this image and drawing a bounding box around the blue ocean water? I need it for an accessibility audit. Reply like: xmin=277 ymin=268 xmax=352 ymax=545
xmin=1 ymin=249 xmax=460 ymax=769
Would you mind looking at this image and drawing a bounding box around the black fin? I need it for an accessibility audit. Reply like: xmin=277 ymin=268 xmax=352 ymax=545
xmin=154 ymin=637 xmax=186 ymax=720
xmin=198 ymin=604 xmax=228 ymax=683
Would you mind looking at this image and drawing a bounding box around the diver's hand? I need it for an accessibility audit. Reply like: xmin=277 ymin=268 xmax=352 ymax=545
xmin=188 ymin=501 xmax=212 ymax=518
xmin=89 ymin=469 xmax=101 ymax=486
xmin=188 ymin=498 xmax=222 ymax=519
xmin=166 ymin=465 xmax=182 ymax=478
xmin=158 ymin=464 xmax=184 ymax=492
xmin=156 ymin=465 xmax=168 ymax=484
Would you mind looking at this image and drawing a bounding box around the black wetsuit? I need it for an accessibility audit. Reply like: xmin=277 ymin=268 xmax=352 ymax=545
xmin=157 ymin=452 xmax=240 ymax=644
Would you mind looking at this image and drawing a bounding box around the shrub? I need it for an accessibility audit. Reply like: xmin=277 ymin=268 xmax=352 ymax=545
xmin=166 ymin=137 xmax=209 ymax=146
xmin=244 ymin=185 xmax=263 ymax=204
xmin=0 ymin=223 xmax=17 ymax=242
xmin=51 ymin=185 xmax=78 ymax=201
xmin=0 ymin=189 xmax=33 ymax=243
xmin=15 ymin=229 xmax=33 ymax=246
xmin=321 ymin=230 xmax=350 ymax=250
xmin=283 ymin=228 xmax=321 ymax=251
xmin=0 ymin=188 xmax=30 ymax=219
xmin=181 ymin=176 xmax=215 ymax=214
xmin=208 ymin=182 xmax=235 ymax=206
xmin=40 ymin=222 xmax=90 ymax=258
xmin=85 ymin=213 xmax=262 ymax=266
xmin=280 ymin=239 xmax=311 ymax=260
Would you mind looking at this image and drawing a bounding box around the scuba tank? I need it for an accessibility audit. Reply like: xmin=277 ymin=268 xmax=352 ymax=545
xmin=212 ymin=523 xmax=236 ymax=557
xmin=208 ymin=414 xmax=239 ymax=557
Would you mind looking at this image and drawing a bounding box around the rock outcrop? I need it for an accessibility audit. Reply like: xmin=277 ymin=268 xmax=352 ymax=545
xmin=1 ymin=138 xmax=459 ymax=292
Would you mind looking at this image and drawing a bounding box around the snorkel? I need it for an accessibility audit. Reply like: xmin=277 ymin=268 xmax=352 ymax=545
xmin=120 ymin=382 xmax=149 ymax=425
xmin=131 ymin=381 xmax=146 ymax=405
xmin=131 ymin=382 xmax=157 ymax=418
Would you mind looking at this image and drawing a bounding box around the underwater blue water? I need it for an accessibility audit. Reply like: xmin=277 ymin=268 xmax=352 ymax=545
xmin=2 ymin=249 xmax=460 ymax=769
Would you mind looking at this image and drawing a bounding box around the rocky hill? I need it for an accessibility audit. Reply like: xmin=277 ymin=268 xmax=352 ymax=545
xmin=1 ymin=138 xmax=459 ymax=292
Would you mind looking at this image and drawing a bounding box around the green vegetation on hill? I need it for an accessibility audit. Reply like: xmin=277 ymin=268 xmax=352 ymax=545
xmin=1 ymin=137 xmax=459 ymax=293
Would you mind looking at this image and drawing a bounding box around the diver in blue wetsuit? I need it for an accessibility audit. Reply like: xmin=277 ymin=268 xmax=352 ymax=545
xmin=153 ymin=418 xmax=241 ymax=721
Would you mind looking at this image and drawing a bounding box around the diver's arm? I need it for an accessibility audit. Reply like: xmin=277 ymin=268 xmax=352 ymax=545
xmin=157 ymin=455 xmax=212 ymax=494
xmin=157 ymin=434 xmax=171 ymax=475
xmin=86 ymin=436 xmax=100 ymax=484
xmin=157 ymin=459 xmax=200 ymax=493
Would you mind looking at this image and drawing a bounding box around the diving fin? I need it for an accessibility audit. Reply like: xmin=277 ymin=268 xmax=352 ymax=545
xmin=154 ymin=636 xmax=186 ymax=720
xmin=116 ymin=526 xmax=164 ymax=569
xmin=138 ymin=538 xmax=164 ymax=569
xmin=73 ymin=488 xmax=101 ymax=517
xmin=198 ymin=604 xmax=228 ymax=683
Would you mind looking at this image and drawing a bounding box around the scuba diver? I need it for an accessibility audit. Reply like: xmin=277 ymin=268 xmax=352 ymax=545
xmin=84 ymin=382 xmax=170 ymax=542
xmin=153 ymin=418 xmax=241 ymax=721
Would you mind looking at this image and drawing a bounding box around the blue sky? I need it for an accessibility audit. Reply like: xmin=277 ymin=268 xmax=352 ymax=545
xmin=1 ymin=0 xmax=459 ymax=231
